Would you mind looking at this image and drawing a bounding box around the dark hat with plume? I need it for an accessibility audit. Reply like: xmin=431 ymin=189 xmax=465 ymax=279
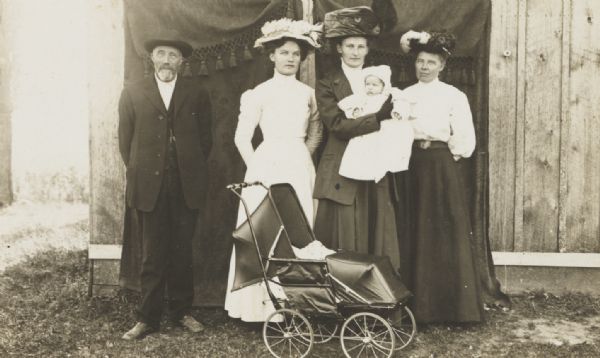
xmin=400 ymin=30 xmax=456 ymax=58
xmin=323 ymin=6 xmax=381 ymax=39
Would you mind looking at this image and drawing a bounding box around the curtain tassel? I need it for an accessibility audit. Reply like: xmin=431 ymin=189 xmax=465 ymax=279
xmin=228 ymin=49 xmax=238 ymax=68
xmin=215 ymin=54 xmax=225 ymax=71
xmin=198 ymin=58 xmax=209 ymax=76
xmin=397 ymin=64 xmax=408 ymax=83
xmin=459 ymin=68 xmax=468 ymax=85
xmin=182 ymin=61 xmax=193 ymax=77
xmin=243 ymin=45 xmax=253 ymax=61
xmin=143 ymin=57 xmax=152 ymax=78
xmin=469 ymin=68 xmax=476 ymax=85
xmin=443 ymin=66 xmax=452 ymax=82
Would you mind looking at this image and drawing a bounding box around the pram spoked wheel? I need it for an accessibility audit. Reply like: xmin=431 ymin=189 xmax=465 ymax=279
xmin=388 ymin=305 xmax=417 ymax=350
xmin=310 ymin=321 xmax=338 ymax=344
xmin=340 ymin=312 xmax=395 ymax=358
xmin=263 ymin=308 xmax=314 ymax=358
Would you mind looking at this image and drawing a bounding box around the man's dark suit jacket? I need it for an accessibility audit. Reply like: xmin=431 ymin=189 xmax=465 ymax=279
xmin=313 ymin=67 xmax=381 ymax=205
xmin=118 ymin=77 xmax=212 ymax=212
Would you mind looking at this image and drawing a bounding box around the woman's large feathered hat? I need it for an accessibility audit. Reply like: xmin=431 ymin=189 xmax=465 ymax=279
xmin=400 ymin=30 xmax=456 ymax=58
xmin=323 ymin=6 xmax=380 ymax=38
xmin=254 ymin=18 xmax=322 ymax=49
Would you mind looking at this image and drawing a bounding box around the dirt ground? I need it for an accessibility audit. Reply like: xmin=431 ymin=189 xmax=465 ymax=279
xmin=1 ymin=202 xmax=599 ymax=357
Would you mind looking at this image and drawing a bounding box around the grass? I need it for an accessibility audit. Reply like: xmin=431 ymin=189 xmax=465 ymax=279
xmin=1 ymin=249 xmax=599 ymax=357
xmin=1 ymin=202 xmax=600 ymax=357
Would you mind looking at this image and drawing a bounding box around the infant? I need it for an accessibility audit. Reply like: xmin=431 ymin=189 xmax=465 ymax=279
xmin=338 ymin=65 xmax=415 ymax=182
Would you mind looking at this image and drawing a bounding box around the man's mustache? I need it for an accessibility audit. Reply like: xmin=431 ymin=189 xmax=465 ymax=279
xmin=158 ymin=64 xmax=175 ymax=71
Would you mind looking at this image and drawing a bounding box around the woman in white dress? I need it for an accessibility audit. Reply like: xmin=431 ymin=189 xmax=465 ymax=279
xmin=224 ymin=19 xmax=323 ymax=322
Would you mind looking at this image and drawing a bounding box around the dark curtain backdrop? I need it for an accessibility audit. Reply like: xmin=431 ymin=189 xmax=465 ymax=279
xmin=120 ymin=0 xmax=507 ymax=307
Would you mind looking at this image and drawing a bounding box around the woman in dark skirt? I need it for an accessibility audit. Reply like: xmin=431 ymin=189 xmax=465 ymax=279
xmin=399 ymin=30 xmax=484 ymax=323
xmin=313 ymin=6 xmax=401 ymax=270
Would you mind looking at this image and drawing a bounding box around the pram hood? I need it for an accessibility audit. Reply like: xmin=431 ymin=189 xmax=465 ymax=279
xmin=230 ymin=183 xmax=412 ymax=307
xmin=231 ymin=184 xmax=314 ymax=291
xmin=326 ymin=252 xmax=412 ymax=304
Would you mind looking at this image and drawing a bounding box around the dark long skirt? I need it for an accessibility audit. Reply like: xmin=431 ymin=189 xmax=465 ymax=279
xmin=404 ymin=144 xmax=483 ymax=323
xmin=314 ymin=174 xmax=400 ymax=271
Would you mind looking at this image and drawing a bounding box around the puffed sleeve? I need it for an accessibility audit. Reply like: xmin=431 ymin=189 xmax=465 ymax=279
xmin=448 ymin=90 xmax=476 ymax=158
xmin=305 ymin=90 xmax=322 ymax=154
xmin=234 ymin=89 xmax=261 ymax=166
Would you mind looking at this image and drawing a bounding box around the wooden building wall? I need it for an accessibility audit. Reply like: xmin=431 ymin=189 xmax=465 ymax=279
xmin=87 ymin=0 xmax=125 ymax=294
xmin=87 ymin=0 xmax=600 ymax=295
xmin=489 ymin=0 xmax=600 ymax=254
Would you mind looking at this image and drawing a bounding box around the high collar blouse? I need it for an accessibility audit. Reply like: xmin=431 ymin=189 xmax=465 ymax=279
xmin=234 ymin=71 xmax=322 ymax=165
xmin=341 ymin=61 xmax=365 ymax=95
xmin=403 ymin=78 xmax=476 ymax=158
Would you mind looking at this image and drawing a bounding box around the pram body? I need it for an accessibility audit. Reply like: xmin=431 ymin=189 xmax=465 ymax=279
xmin=228 ymin=182 xmax=417 ymax=358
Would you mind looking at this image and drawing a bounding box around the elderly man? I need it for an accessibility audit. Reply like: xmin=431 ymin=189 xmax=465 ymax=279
xmin=118 ymin=39 xmax=212 ymax=340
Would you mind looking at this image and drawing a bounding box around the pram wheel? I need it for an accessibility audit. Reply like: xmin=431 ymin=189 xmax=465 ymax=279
xmin=340 ymin=312 xmax=395 ymax=358
xmin=388 ymin=306 xmax=417 ymax=350
xmin=263 ymin=308 xmax=314 ymax=358
xmin=310 ymin=321 xmax=338 ymax=344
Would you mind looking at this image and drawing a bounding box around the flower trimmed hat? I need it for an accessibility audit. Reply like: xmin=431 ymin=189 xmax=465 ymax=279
xmin=323 ymin=6 xmax=380 ymax=39
xmin=400 ymin=30 xmax=456 ymax=59
xmin=254 ymin=18 xmax=322 ymax=49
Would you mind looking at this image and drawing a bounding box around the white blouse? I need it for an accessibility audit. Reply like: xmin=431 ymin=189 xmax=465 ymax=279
xmin=403 ymin=78 xmax=476 ymax=158
xmin=341 ymin=61 xmax=365 ymax=95
xmin=234 ymin=71 xmax=322 ymax=165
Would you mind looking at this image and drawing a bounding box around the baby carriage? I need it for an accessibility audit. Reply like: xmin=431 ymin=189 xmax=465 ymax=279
xmin=227 ymin=182 xmax=417 ymax=358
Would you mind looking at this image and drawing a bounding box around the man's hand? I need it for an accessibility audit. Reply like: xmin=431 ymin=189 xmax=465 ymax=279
xmin=375 ymin=94 xmax=394 ymax=122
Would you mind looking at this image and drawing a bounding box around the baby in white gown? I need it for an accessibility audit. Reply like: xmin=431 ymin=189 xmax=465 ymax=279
xmin=338 ymin=65 xmax=415 ymax=182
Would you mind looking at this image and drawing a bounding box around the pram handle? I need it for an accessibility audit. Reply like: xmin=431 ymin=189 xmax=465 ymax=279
xmin=226 ymin=181 xmax=265 ymax=190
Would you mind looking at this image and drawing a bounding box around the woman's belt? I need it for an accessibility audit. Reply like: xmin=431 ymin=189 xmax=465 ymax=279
xmin=412 ymin=140 xmax=448 ymax=150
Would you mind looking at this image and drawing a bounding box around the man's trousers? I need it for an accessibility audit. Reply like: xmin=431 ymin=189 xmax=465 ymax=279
xmin=136 ymin=168 xmax=197 ymax=328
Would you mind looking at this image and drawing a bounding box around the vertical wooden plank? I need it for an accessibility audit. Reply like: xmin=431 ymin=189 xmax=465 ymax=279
xmin=0 ymin=1 xmax=13 ymax=206
xmin=560 ymin=0 xmax=600 ymax=252
xmin=87 ymin=0 xmax=125 ymax=285
xmin=558 ymin=0 xmax=571 ymax=252
xmin=519 ymin=0 xmax=563 ymax=252
xmin=489 ymin=0 xmax=519 ymax=251
xmin=513 ymin=0 xmax=528 ymax=251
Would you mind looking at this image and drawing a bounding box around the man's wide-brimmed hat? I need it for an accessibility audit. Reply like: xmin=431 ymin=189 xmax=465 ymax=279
xmin=400 ymin=30 xmax=456 ymax=58
xmin=254 ymin=18 xmax=322 ymax=49
xmin=144 ymin=39 xmax=193 ymax=58
xmin=323 ymin=6 xmax=380 ymax=39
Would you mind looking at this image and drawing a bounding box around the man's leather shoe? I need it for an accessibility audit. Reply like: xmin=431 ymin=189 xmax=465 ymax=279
xmin=121 ymin=322 xmax=157 ymax=340
xmin=178 ymin=315 xmax=205 ymax=333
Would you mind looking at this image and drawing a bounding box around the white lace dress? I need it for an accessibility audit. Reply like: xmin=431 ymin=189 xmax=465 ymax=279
xmin=224 ymin=71 xmax=322 ymax=322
